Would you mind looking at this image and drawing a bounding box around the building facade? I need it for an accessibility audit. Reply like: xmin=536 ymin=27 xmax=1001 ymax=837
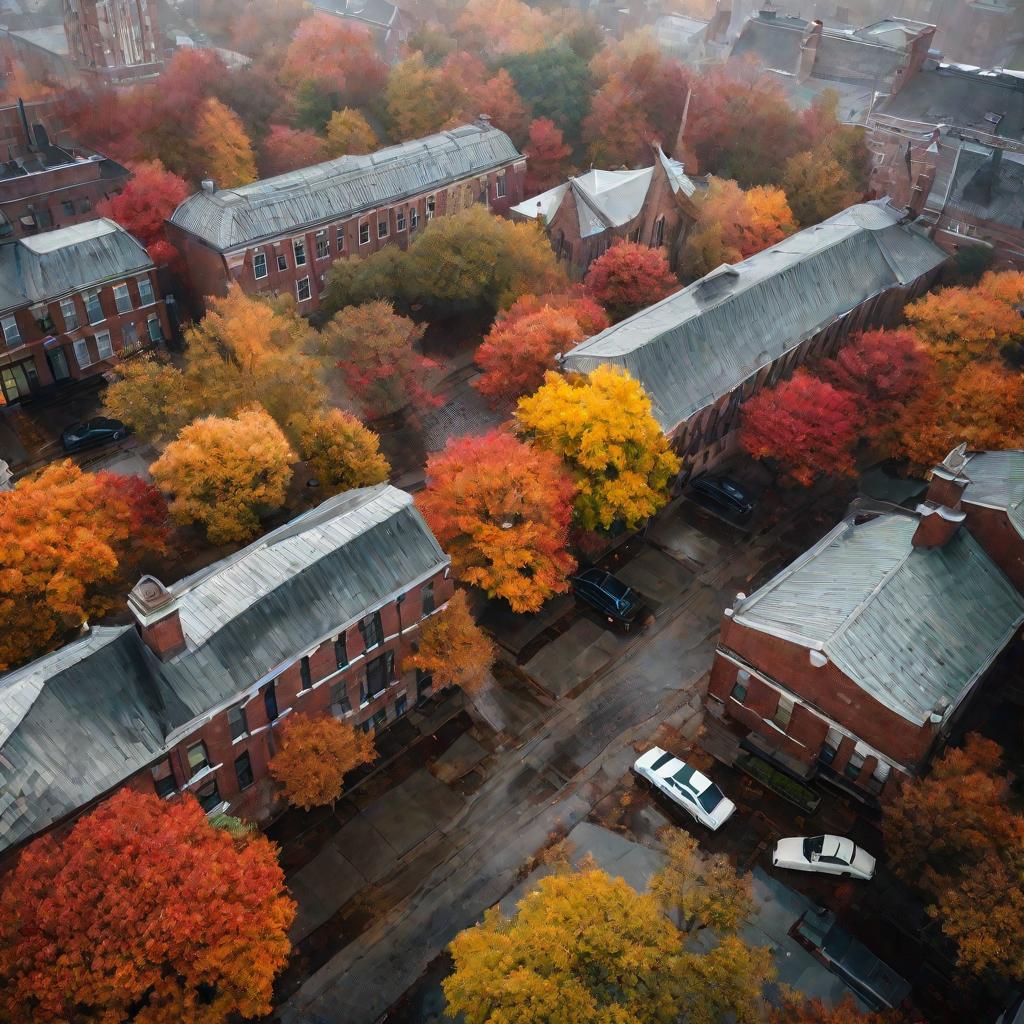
xmin=63 ymin=0 xmax=163 ymax=80
xmin=510 ymin=146 xmax=702 ymax=277
xmin=311 ymin=0 xmax=418 ymax=63
xmin=0 ymin=218 xmax=169 ymax=405
xmin=0 ymin=485 xmax=454 ymax=865
xmin=560 ymin=201 xmax=948 ymax=480
xmin=0 ymin=106 xmax=130 ymax=241
xmin=707 ymin=447 xmax=1024 ymax=803
xmin=166 ymin=121 xmax=526 ymax=313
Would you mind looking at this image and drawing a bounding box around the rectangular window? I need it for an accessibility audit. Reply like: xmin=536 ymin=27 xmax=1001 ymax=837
xmin=495 ymin=173 xmax=506 ymax=199
xmin=113 ymin=283 xmax=132 ymax=314
xmin=396 ymin=210 xmax=406 ymax=232
xmin=234 ymin=751 xmax=254 ymax=790
xmin=335 ymin=632 xmax=348 ymax=668
xmin=276 ymin=253 xmax=288 ymax=272
xmin=151 ymin=758 xmax=176 ymax=798
xmin=730 ymin=680 xmax=747 ymax=704
xmin=61 ymin=199 xmax=75 ymax=216
xmin=147 ymin=315 xmax=163 ymax=343
xmin=72 ymin=338 xmax=91 ymax=367
xmin=359 ymin=610 xmax=383 ymax=651
xmin=197 ymin=779 xmax=221 ymax=813
xmin=60 ymin=297 xmax=78 ymax=330
xmin=35 ymin=207 xmax=52 ymax=229
xmin=773 ymin=696 xmax=793 ymax=732
xmin=296 ymin=277 xmax=311 ymax=302
xmin=187 ymin=741 xmax=210 ymax=775
xmin=264 ymin=680 xmax=279 ymax=722
xmin=123 ymin=321 xmax=139 ymax=351
xmin=395 ymin=693 xmax=407 ymax=718
xmin=331 ymin=680 xmax=351 ymax=715
xmin=293 ymin=238 xmax=306 ymax=266
xmin=421 ymin=582 xmax=434 ymax=617
xmin=83 ymin=290 xmax=103 ymax=324
xmin=365 ymin=650 xmax=394 ymax=700
xmin=416 ymin=667 xmax=432 ymax=700
xmin=820 ymin=726 xmax=843 ymax=765
xmin=337 ymin=227 xmax=345 ymax=252
xmin=316 ymin=232 xmax=329 ymax=259
xmin=378 ymin=218 xmax=389 ymax=239
xmin=79 ymin=197 xmax=92 ymax=213
xmin=94 ymin=331 xmax=113 ymax=360
xmin=253 ymin=252 xmax=268 ymax=279
xmin=426 ymin=195 xmax=435 ymax=220
xmin=410 ymin=208 xmax=419 ymax=231
xmin=136 ymin=275 xmax=155 ymax=306
xmin=845 ymin=749 xmax=866 ymax=780
xmin=372 ymin=707 xmax=388 ymax=732
xmin=228 ymin=703 xmax=248 ymax=741
xmin=359 ymin=221 xmax=370 ymax=245
xmin=1 ymin=316 xmax=20 ymax=346
xmin=300 ymin=655 xmax=312 ymax=690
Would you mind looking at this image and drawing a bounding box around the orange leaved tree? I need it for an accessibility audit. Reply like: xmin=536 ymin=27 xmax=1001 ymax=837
xmin=150 ymin=406 xmax=294 ymax=544
xmin=474 ymin=291 xmax=609 ymax=407
xmin=404 ymin=590 xmax=496 ymax=698
xmin=0 ymin=789 xmax=295 ymax=1024
xmin=417 ymin=430 xmax=576 ymax=613
xmin=0 ymin=461 xmax=168 ymax=669
xmin=739 ymin=370 xmax=862 ymax=486
xmin=583 ymin=243 xmax=679 ymax=322
xmin=259 ymin=125 xmax=328 ymax=177
xmin=194 ymin=97 xmax=257 ymax=188
xmin=772 ymin=992 xmax=885 ymax=1024
xmin=270 ymin=713 xmax=376 ymax=810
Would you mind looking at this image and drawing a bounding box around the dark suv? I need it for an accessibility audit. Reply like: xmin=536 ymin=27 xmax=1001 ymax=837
xmin=571 ymin=568 xmax=643 ymax=631
xmin=688 ymin=475 xmax=755 ymax=518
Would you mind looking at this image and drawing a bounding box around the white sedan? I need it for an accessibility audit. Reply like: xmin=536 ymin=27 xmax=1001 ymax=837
xmin=772 ymin=835 xmax=876 ymax=880
xmin=633 ymin=747 xmax=736 ymax=830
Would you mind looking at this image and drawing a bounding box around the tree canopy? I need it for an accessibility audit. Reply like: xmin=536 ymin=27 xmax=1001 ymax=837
xmin=290 ymin=409 xmax=390 ymax=494
xmin=0 ymin=789 xmax=295 ymax=1024
xmin=584 ymin=243 xmax=679 ymax=322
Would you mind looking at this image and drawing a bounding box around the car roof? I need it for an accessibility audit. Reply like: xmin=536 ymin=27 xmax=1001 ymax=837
xmin=670 ymin=762 xmax=713 ymax=794
xmin=823 ymin=836 xmax=856 ymax=860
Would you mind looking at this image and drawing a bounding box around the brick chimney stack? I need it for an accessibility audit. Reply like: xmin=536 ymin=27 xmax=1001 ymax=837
xmin=128 ymin=575 xmax=186 ymax=661
xmin=912 ymin=443 xmax=970 ymax=548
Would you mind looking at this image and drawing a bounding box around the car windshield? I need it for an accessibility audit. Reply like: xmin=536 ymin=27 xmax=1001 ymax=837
xmin=697 ymin=783 xmax=723 ymax=812
xmin=804 ymin=836 xmax=825 ymax=860
xmin=602 ymin=574 xmax=630 ymax=600
xmin=720 ymin=480 xmax=743 ymax=497
xmin=650 ymin=752 xmax=675 ymax=772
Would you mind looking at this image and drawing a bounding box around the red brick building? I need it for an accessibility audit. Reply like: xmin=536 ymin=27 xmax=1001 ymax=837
xmin=166 ymin=121 xmax=526 ymax=313
xmin=0 ymin=105 xmax=130 ymax=240
xmin=0 ymin=218 xmax=169 ymax=405
xmin=510 ymin=146 xmax=702 ymax=277
xmin=0 ymin=484 xmax=453 ymax=864
xmin=63 ymin=0 xmax=163 ymax=81
xmin=707 ymin=447 xmax=1024 ymax=803
xmin=560 ymin=201 xmax=947 ymax=479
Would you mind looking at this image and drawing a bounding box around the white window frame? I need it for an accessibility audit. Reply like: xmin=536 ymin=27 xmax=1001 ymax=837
xmin=122 ymin=321 xmax=139 ymax=350
xmin=112 ymin=283 xmax=132 ymax=315
xmin=315 ymin=232 xmax=329 ymax=260
xmin=1 ymin=315 xmax=21 ymax=346
xmin=83 ymin=289 xmax=104 ymax=325
xmin=136 ymin=275 xmax=155 ymax=307
xmin=293 ymin=238 xmax=307 ymax=267
xmin=426 ymin=195 xmax=435 ymax=220
xmin=95 ymin=330 xmax=113 ymax=360
xmin=495 ymin=173 xmax=506 ymax=199
xmin=410 ymin=208 xmax=419 ymax=231
xmin=396 ymin=209 xmax=406 ymax=232
xmin=359 ymin=221 xmax=370 ymax=245
xmin=296 ymin=276 xmax=311 ymax=302
xmin=337 ymin=226 xmax=345 ymax=252
xmin=378 ymin=217 xmax=389 ymax=239
xmin=59 ymin=297 xmax=78 ymax=331
xmin=276 ymin=252 xmax=288 ymax=272
xmin=72 ymin=337 xmax=92 ymax=367
xmin=147 ymin=315 xmax=162 ymax=343
xmin=253 ymin=252 xmax=268 ymax=280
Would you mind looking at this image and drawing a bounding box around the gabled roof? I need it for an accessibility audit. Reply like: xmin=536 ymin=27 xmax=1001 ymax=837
xmin=961 ymin=450 xmax=1024 ymax=537
xmin=169 ymin=124 xmax=522 ymax=251
xmin=560 ymin=202 xmax=947 ymax=434
xmin=0 ymin=218 xmax=153 ymax=313
xmin=511 ymin=149 xmax=698 ymax=238
xmin=731 ymin=512 xmax=1024 ymax=724
xmin=0 ymin=485 xmax=448 ymax=855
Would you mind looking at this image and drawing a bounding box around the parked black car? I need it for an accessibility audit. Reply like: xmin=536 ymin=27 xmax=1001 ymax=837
xmin=61 ymin=417 xmax=128 ymax=453
xmin=571 ymin=568 xmax=643 ymax=631
xmin=688 ymin=474 xmax=755 ymax=518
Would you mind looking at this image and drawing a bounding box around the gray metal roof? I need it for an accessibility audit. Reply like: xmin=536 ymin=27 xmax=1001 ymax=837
xmin=962 ymin=450 xmax=1024 ymax=538
xmin=0 ymin=485 xmax=448 ymax=854
xmin=0 ymin=218 xmax=153 ymax=314
xmin=169 ymin=124 xmax=522 ymax=251
xmin=560 ymin=202 xmax=947 ymax=434
xmin=732 ymin=512 xmax=1024 ymax=724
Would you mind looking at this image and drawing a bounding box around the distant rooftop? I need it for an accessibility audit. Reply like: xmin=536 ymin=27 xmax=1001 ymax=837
xmin=170 ymin=123 xmax=522 ymax=251
xmin=732 ymin=510 xmax=1024 ymax=724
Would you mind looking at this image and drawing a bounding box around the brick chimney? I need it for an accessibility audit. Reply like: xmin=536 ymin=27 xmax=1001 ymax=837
xmin=128 ymin=575 xmax=186 ymax=660
xmin=798 ymin=20 xmax=823 ymax=82
xmin=912 ymin=443 xmax=970 ymax=548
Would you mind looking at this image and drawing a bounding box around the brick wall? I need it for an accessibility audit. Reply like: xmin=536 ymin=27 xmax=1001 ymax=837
xmin=962 ymin=503 xmax=1024 ymax=593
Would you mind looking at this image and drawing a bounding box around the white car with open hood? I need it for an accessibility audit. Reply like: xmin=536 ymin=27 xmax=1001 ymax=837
xmin=773 ymin=834 xmax=876 ymax=880
xmin=633 ymin=747 xmax=736 ymax=830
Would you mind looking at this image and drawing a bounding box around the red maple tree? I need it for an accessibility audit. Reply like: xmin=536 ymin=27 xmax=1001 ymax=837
xmin=739 ymin=370 xmax=862 ymax=486
xmin=583 ymin=243 xmax=679 ymax=322
xmin=474 ymin=290 xmax=609 ymax=406
xmin=0 ymin=789 xmax=295 ymax=1024
xmin=259 ymin=124 xmax=328 ymax=177
xmin=524 ymin=118 xmax=572 ymax=194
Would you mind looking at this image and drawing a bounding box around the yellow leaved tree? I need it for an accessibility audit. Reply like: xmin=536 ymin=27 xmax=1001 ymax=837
xmin=150 ymin=406 xmax=294 ymax=544
xmin=516 ymin=365 xmax=680 ymax=532
xmin=290 ymin=409 xmax=390 ymax=494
